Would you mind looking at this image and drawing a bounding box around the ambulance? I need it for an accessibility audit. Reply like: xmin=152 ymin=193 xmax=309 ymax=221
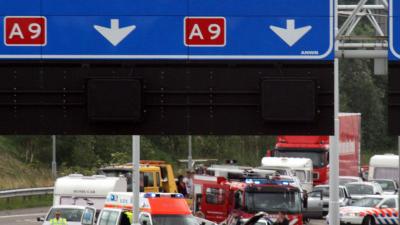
xmin=97 ymin=192 xmax=212 ymax=225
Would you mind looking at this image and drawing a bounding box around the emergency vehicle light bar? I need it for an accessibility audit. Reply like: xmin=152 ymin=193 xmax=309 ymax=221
xmin=143 ymin=193 xmax=184 ymax=198
xmin=245 ymin=178 xmax=290 ymax=186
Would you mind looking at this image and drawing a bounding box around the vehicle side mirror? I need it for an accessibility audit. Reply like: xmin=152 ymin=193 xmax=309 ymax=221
xmin=347 ymin=192 xmax=352 ymax=198
xmin=201 ymin=222 xmax=206 ymax=225
xmin=375 ymin=192 xmax=380 ymax=195
xmin=37 ymin=217 xmax=44 ymax=222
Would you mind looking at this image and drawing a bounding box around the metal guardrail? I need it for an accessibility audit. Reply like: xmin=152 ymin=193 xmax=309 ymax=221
xmin=0 ymin=187 xmax=53 ymax=199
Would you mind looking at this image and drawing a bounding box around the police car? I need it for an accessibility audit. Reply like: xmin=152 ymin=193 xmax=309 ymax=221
xmin=339 ymin=195 xmax=398 ymax=225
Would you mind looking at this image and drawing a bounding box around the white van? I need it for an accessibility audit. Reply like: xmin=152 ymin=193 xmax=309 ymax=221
xmin=38 ymin=174 xmax=127 ymax=225
xmin=261 ymin=157 xmax=313 ymax=192
xmin=368 ymin=154 xmax=399 ymax=184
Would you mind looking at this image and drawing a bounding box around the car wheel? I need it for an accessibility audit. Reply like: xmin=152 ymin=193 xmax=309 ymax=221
xmin=362 ymin=216 xmax=375 ymax=225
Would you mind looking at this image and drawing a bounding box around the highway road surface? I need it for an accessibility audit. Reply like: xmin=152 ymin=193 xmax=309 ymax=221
xmin=0 ymin=207 xmax=48 ymax=225
xmin=0 ymin=207 xmax=327 ymax=225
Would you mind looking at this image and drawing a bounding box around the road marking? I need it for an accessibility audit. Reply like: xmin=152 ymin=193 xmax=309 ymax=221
xmin=0 ymin=213 xmax=44 ymax=219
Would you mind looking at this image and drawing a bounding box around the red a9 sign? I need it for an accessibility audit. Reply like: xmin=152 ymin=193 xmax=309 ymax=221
xmin=184 ymin=17 xmax=226 ymax=47
xmin=4 ymin=16 xmax=47 ymax=46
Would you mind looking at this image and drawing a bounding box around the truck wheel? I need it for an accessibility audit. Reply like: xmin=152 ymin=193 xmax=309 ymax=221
xmin=362 ymin=216 xmax=375 ymax=225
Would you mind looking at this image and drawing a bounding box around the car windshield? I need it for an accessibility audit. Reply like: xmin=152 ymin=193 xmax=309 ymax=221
xmin=245 ymin=191 xmax=301 ymax=213
xmin=339 ymin=178 xmax=359 ymax=186
xmin=274 ymin=149 xmax=326 ymax=168
xmin=350 ymin=197 xmax=382 ymax=207
xmin=311 ymin=186 xmax=345 ymax=198
xmin=46 ymin=208 xmax=83 ymax=222
xmin=373 ymin=180 xmax=396 ymax=192
xmin=152 ymin=215 xmax=200 ymax=225
xmin=345 ymin=184 xmax=374 ymax=195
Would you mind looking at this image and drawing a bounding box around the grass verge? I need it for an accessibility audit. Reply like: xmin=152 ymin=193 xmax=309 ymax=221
xmin=0 ymin=194 xmax=52 ymax=211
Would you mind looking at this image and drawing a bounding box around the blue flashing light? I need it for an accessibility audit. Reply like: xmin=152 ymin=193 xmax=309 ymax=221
xmin=245 ymin=179 xmax=254 ymax=184
xmin=174 ymin=193 xmax=184 ymax=198
xmin=144 ymin=193 xmax=157 ymax=198
xmin=245 ymin=178 xmax=292 ymax=186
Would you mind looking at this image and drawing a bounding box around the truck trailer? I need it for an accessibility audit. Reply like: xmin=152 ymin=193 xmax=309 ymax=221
xmin=270 ymin=113 xmax=361 ymax=185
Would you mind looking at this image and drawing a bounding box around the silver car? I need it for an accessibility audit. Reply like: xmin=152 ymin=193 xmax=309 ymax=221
xmin=308 ymin=185 xmax=351 ymax=217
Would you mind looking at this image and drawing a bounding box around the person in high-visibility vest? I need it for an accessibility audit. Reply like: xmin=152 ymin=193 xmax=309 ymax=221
xmin=124 ymin=211 xmax=133 ymax=224
xmin=50 ymin=211 xmax=67 ymax=225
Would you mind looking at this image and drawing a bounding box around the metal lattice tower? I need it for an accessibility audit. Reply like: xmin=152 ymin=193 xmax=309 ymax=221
xmin=337 ymin=0 xmax=388 ymax=59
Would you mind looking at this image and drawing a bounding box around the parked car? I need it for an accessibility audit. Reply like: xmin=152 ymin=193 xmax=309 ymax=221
xmin=371 ymin=179 xmax=398 ymax=195
xmin=338 ymin=195 xmax=398 ymax=225
xmin=339 ymin=176 xmax=363 ymax=186
xmin=308 ymin=185 xmax=351 ymax=216
xmin=345 ymin=182 xmax=383 ymax=201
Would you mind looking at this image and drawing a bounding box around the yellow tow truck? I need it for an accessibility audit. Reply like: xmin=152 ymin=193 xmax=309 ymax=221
xmin=97 ymin=160 xmax=178 ymax=193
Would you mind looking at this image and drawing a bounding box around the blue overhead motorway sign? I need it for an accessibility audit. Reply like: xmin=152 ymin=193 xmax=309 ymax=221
xmin=0 ymin=0 xmax=334 ymax=60
xmin=390 ymin=0 xmax=400 ymax=61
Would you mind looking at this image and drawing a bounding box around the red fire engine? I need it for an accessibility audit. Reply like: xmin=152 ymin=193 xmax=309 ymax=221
xmin=192 ymin=167 xmax=305 ymax=225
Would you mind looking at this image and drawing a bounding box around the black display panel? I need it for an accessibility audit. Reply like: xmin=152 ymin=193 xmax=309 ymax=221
xmin=0 ymin=60 xmax=333 ymax=135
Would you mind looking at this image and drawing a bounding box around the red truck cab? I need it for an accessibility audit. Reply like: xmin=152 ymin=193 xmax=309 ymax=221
xmin=272 ymin=113 xmax=361 ymax=185
xmin=274 ymin=136 xmax=329 ymax=185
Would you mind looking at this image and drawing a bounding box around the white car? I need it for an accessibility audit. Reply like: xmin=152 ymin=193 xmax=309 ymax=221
xmin=371 ymin=179 xmax=399 ymax=195
xmin=339 ymin=195 xmax=398 ymax=225
xmin=345 ymin=182 xmax=383 ymax=200
xmin=38 ymin=205 xmax=96 ymax=225
xmin=339 ymin=176 xmax=363 ymax=186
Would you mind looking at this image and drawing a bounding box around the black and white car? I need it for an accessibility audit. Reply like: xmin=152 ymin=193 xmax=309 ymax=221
xmin=338 ymin=195 xmax=398 ymax=225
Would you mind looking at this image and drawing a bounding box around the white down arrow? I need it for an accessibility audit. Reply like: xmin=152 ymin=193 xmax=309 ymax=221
xmin=270 ymin=19 xmax=312 ymax=47
xmin=94 ymin=19 xmax=136 ymax=46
